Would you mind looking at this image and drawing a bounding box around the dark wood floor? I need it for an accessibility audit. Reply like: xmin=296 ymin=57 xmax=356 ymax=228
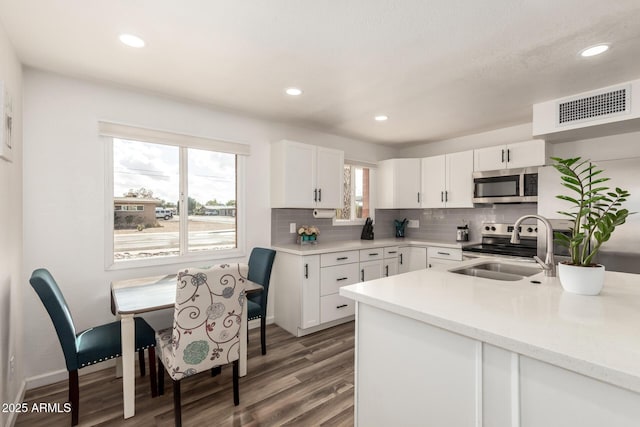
xmin=17 ymin=322 xmax=355 ymax=426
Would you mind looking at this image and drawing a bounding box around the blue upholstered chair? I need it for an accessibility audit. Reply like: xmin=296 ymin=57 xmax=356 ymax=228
xmin=156 ymin=264 xmax=248 ymax=427
xmin=29 ymin=268 xmax=157 ymax=426
xmin=246 ymin=247 xmax=276 ymax=355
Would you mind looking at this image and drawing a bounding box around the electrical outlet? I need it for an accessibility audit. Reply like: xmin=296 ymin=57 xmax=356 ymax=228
xmin=9 ymin=355 xmax=15 ymax=380
xmin=290 ymin=223 xmax=297 ymax=233
xmin=408 ymin=220 xmax=419 ymax=228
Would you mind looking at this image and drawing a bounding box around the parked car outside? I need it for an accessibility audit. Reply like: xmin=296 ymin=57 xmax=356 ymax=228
xmin=155 ymin=208 xmax=173 ymax=220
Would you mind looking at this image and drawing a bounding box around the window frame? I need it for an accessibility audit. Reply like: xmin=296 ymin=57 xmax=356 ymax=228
xmin=103 ymin=134 xmax=246 ymax=271
xmin=333 ymin=162 xmax=376 ymax=227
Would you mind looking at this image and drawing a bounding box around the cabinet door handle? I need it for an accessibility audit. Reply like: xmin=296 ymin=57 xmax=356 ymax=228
xmin=417 ymin=192 xmax=420 ymax=203
xmin=437 ymin=251 xmax=450 ymax=256
xmin=336 ymin=256 xmax=348 ymax=261
xmin=314 ymin=188 xmax=317 ymax=202
xmin=318 ymin=188 xmax=322 ymax=202
xmin=304 ymin=263 xmax=309 ymax=278
xmin=336 ymin=304 xmax=348 ymax=309
xmin=399 ymin=253 xmax=403 ymax=264
xmin=361 ymin=269 xmax=365 ymax=281
xmin=441 ymin=191 xmax=444 ymax=202
xmin=369 ymin=253 xmax=379 ymax=256
xmin=387 ymin=251 xmax=397 ymax=254
xmin=445 ymin=191 xmax=448 ymax=202
xmin=385 ymin=265 xmax=389 ymax=277
xmin=501 ymin=149 xmax=505 ymax=163
xmin=336 ymin=277 xmax=348 ymax=281
xmin=507 ymin=149 xmax=511 ymax=163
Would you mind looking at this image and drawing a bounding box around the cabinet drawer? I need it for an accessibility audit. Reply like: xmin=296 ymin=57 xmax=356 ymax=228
xmin=427 ymin=247 xmax=462 ymax=261
xmin=320 ymin=293 xmax=356 ymax=323
xmin=320 ymin=263 xmax=360 ymax=296
xmin=320 ymin=250 xmax=359 ymax=267
xmin=359 ymin=248 xmax=383 ymax=261
xmin=383 ymin=246 xmax=399 ymax=259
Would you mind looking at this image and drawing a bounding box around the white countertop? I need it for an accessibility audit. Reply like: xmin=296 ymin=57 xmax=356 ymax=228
xmin=272 ymin=238 xmax=467 ymax=255
xmin=340 ymin=258 xmax=640 ymax=393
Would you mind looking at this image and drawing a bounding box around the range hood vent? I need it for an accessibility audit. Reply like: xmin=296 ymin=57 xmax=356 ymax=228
xmin=533 ymin=79 xmax=640 ymax=142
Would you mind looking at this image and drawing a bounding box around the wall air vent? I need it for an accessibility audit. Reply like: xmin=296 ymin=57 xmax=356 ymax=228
xmin=558 ymin=86 xmax=629 ymax=125
xmin=533 ymin=79 xmax=640 ymax=142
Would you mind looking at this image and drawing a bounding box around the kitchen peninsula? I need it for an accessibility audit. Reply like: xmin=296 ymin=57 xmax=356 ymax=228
xmin=340 ymin=259 xmax=640 ymax=427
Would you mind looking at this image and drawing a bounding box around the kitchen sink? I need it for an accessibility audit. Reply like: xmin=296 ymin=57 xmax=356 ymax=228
xmin=449 ymin=262 xmax=542 ymax=281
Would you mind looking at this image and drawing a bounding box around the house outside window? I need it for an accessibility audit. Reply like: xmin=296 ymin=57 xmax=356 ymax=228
xmin=335 ymin=163 xmax=374 ymax=225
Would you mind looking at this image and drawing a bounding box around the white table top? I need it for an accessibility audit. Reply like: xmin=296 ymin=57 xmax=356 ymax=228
xmin=340 ymin=257 xmax=640 ymax=393
xmin=111 ymin=273 xmax=262 ymax=315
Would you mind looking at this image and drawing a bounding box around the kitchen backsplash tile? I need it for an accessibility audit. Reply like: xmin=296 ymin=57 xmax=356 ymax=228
xmin=272 ymin=204 xmax=537 ymax=245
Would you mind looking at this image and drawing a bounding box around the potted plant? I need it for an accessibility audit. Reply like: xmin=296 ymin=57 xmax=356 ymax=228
xmin=552 ymin=156 xmax=632 ymax=295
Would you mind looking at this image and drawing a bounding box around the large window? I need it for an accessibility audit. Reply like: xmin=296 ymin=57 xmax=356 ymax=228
xmin=108 ymin=131 xmax=244 ymax=266
xmin=335 ymin=163 xmax=373 ymax=224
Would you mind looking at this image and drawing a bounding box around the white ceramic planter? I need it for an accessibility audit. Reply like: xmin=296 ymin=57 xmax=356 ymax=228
xmin=558 ymin=262 xmax=605 ymax=296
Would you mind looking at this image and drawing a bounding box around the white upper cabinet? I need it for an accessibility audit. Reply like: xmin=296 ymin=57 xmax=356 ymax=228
xmin=421 ymin=150 xmax=474 ymax=208
xmin=271 ymin=140 xmax=344 ymax=208
xmin=474 ymin=140 xmax=547 ymax=172
xmin=377 ymin=158 xmax=421 ymax=209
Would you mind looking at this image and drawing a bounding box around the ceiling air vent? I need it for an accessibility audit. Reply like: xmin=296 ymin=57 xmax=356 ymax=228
xmin=558 ymin=86 xmax=629 ymax=126
xmin=533 ymin=79 xmax=640 ymax=142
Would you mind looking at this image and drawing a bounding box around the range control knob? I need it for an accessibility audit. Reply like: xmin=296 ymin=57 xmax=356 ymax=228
xmin=535 ymin=227 xmax=538 ymax=232
xmin=527 ymin=227 xmax=533 ymax=233
xmin=485 ymin=226 xmax=490 ymax=231
xmin=491 ymin=226 xmax=496 ymax=231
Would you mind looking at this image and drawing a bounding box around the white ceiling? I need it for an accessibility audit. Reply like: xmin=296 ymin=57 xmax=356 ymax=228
xmin=1 ymin=0 xmax=640 ymax=145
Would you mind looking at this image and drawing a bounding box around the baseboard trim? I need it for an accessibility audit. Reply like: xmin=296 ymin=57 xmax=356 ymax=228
xmin=248 ymin=315 xmax=274 ymax=329
xmin=5 ymin=379 xmax=26 ymax=427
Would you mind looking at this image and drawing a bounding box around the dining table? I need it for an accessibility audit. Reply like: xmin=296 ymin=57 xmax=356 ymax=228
xmin=110 ymin=268 xmax=262 ymax=419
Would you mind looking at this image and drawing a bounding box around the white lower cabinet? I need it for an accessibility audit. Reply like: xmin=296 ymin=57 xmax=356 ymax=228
xmin=398 ymin=246 xmax=427 ymax=273
xmin=360 ymin=260 xmax=383 ymax=281
xmin=300 ymin=255 xmax=320 ymax=330
xmin=355 ymin=304 xmax=640 ymax=427
xmin=427 ymin=247 xmax=463 ymax=269
xmin=320 ymin=293 xmax=355 ymax=323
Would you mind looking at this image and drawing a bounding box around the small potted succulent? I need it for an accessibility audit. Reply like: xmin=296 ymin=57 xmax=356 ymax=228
xmin=552 ymin=156 xmax=632 ymax=295
xmin=297 ymin=225 xmax=320 ymax=244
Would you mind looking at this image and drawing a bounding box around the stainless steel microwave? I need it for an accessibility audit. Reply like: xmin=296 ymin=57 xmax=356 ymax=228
xmin=472 ymin=167 xmax=538 ymax=203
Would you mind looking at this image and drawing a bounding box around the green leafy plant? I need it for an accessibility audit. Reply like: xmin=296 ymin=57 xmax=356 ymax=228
xmin=552 ymin=157 xmax=632 ymax=266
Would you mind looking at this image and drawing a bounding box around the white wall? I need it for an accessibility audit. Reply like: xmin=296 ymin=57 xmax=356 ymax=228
xmin=22 ymin=69 xmax=396 ymax=386
xmin=0 ymin=22 xmax=23 ymax=427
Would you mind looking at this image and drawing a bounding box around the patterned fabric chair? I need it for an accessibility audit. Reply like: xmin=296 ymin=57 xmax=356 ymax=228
xmin=29 ymin=268 xmax=157 ymax=426
xmin=156 ymin=263 xmax=248 ymax=427
xmin=246 ymin=248 xmax=276 ymax=355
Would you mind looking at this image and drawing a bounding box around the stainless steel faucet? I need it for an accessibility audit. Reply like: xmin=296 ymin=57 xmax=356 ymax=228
xmin=511 ymin=214 xmax=556 ymax=277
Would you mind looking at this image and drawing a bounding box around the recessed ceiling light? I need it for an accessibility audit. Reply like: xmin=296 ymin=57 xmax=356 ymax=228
xmin=285 ymin=87 xmax=303 ymax=96
xmin=374 ymin=115 xmax=388 ymax=121
xmin=580 ymin=44 xmax=609 ymax=57
xmin=119 ymin=34 xmax=145 ymax=48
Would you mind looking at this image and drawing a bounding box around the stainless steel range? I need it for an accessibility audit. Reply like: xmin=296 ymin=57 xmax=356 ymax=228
xmin=464 ymin=223 xmax=538 ymax=259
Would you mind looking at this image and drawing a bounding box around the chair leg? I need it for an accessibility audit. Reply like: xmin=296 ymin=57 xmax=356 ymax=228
xmin=260 ymin=315 xmax=267 ymax=355
xmin=173 ymin=379 xmax=182 ymax=427
xmin=139 ymin=349 xmax=146 ymax=376
xmin=69 ymin=370 xmax=79 ymax=426
xmin=211 ymin=366 xmax=221 ymax=377
xmin=148 ymin=347 xmax=158 ymax=398
xmin=158 ymin=358 xmax=165 ymax=396
xmin=232 ymin=360 xmax=239 ymax=406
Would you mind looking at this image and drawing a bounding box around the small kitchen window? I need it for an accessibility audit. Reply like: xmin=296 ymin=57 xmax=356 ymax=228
xmin=334 ymin=162 xmax=375 ymax=226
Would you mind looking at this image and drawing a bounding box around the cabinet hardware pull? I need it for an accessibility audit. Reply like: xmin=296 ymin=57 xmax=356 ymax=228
xmin=304 ymin=264 xmax=309 ymax=278
xmin=369 ymin=253 xmax=379 ymax=256
xmin=336 ymin=304 xmax=348 ymax=309
xmin=437 ymin=251 xmax=450 ymax=256
xmin=388 ymin=251 xmax=397 ymax=254
xmin=445 ymin=191 xmax=448 ymax=202
xmin=507 ymin=149 xmax=511 ymax=162
xmin=400 ymin=253 xmax=403 ymax=264
xmin=417 ymin=192 xmax=420 ymax=203
xmin=336 ymin=277 xmax=348 ymax=281
xmin=318 ymin=188 xmax=322 ymax=202
xmin=361 ymin=269 xmax=364 ymax=281
xmin=502 ymin=149 xmax=505 ymax=163
xmin=314 ymin=188 xmax=317 ymax=202
xmin=336 ymin=256 xmax=348 ymax=261
xmin=385 ymin=265 xmax=389 ymax=276
xmin=441 ymin=191 xmax=444 ymax=202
